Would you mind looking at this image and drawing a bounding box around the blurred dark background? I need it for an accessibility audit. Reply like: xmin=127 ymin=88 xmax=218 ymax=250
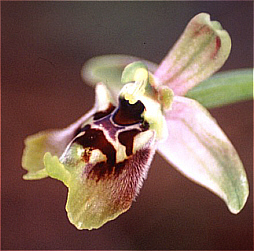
xmin=1 ymin=1 xmax=253 ymax=250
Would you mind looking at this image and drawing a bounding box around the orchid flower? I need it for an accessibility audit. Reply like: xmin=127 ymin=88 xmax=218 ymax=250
xmin=22 ymin=13 xmax=249 ymax=230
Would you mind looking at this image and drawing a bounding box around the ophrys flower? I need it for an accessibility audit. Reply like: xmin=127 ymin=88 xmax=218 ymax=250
xmin=22 ymin=13 xmax=249 ymax=230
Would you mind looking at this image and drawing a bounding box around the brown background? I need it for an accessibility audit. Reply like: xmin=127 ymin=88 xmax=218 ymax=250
xmin=1 ymin=1 xmax=253 ymax=250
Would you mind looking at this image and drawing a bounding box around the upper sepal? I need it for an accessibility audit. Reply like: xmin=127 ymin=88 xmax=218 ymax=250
xmin=157 ymin=96 xmax=249 ymax=214
xmin=155 ymin=13 xmax=231 ymax=96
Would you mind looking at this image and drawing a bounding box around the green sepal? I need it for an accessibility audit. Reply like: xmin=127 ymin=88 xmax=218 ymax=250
xmin=22 ymin=130 xmax=55 ymax=180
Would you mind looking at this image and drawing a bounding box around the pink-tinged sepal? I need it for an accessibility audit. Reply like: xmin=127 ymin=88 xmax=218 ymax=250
xmin=157 ymin=96 xmax=249 ymax=214
xmin=155 ymin=13 xmax=231 ymax=96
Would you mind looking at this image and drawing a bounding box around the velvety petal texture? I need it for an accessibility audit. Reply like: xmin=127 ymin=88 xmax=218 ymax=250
xmin=155 ymin=13 xmax=231 ymax=96
xmin=44 ymin=130 xmax=156 ymax=230
xmin=157 ymin=96 xmax=249 ymax=214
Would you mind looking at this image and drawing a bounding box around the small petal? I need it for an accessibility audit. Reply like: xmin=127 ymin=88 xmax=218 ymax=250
xmin=95 ymin=82 xmax=115 ymax=111
xmin=81 ymin=54 xmax=157 ymax=100
xmin=155 ymin=13 xmax=231 ymax=96
xmin=157 ymin=96 xmax=249 ymax=214
xmin=22 ymin=108 xmax=96 ymax=180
